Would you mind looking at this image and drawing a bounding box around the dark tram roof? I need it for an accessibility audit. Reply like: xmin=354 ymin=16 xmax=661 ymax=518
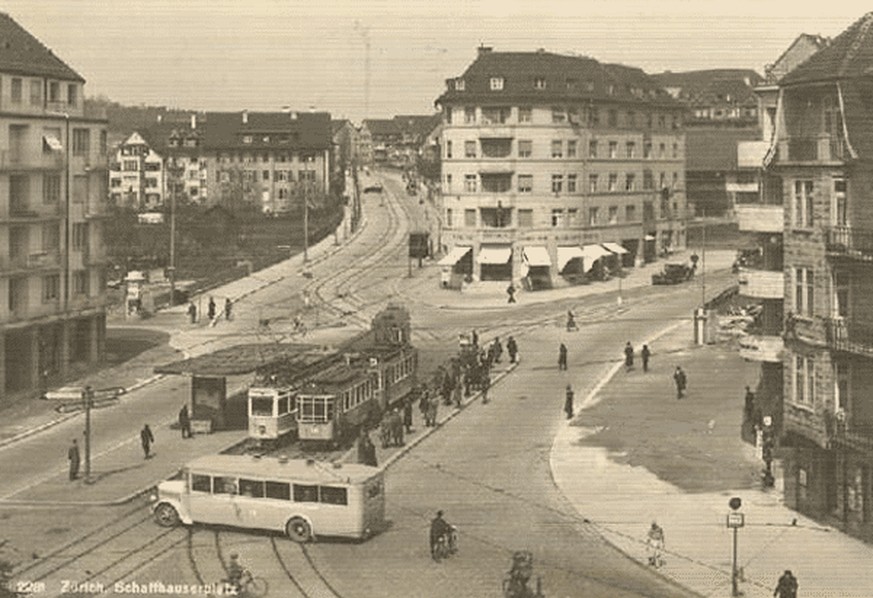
xmin=154 ymin=343 xmax=326 ymax=377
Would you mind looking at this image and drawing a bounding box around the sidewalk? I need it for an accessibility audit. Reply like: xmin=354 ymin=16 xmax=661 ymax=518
xmin=551 ymin=323 xmax=873 ymax=597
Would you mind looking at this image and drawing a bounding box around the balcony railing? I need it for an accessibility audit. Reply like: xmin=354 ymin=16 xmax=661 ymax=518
xmin=826 ymin=226 xmax=873 ymax=261
xmin=826 ymin=414 xmax=873 ymax=453
xmin=778 ymin=134 xmax=847 ymax=163
xmin=0 ymin=150 xmax=63 ymax=171
xmin=825 ymin=318 xmax=873 ymax=356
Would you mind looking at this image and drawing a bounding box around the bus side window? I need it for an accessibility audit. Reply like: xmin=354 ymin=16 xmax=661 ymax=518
xmin=191 ymin=474 xmax=212 ymax=493
xmin=214 ymin=476 xmax=238 ymax=495
xmin=293 ymin=484 xmax=319 ymax=502
xmin=319 ymin=485 xmax=348 ymax=506
xmin=239 ymin=479 xmax=265 ymax=498
xmin=265 ymin=481 xmax=291 ymax=500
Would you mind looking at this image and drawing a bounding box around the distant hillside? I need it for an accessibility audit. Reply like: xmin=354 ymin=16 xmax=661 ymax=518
xmin=85 ymin=96 xmax=194 ymax=148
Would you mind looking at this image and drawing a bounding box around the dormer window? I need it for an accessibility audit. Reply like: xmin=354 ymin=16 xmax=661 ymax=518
xmin=242 ymin=135 xmax=253 ymax=144
xmin=490 ymin=77 xmax=504 ymax=91
xmin=534 ymin=77 xmax=546 ymax=90
xmin=566 ymin=79 xmax=577 ymax=90
xmin=455 ymin=78 xmax=466 ymax=91
xmin=607 ymin=85 xmax=615 ymax=96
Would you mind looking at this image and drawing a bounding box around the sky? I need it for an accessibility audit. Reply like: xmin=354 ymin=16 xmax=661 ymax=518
xmin=3 ymin=1 xmax=870 ymax=122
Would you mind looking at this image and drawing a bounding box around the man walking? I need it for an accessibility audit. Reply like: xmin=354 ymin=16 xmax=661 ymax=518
xmin=641 ymin=344 xmax=651 ymax=372
xmin=187 ymin=302 xmax=197 ymax=324
xmin=179 ymin=404 xmax=191 ymax=439
xmin=140 ymin=424 xmax=155 ymax=459
xmin=68 ymin=439 xmax=80 ymax=481
xmin=624 ymin=342 xmax=634 ymax=371
xmin=564 ymin=385 xmax=574 ymax=420
xmin=224 ymin=298 xmax=233 ymax=321
xmin=558 ymin=343 xmax=568 ymax=371
xmin=673 ymin=366 xmax=687 ymax=399
xmin=207 ymin=296 xmax=217 ymax=322
xmin=773 ymin=570 xmax=798 ymax=598
xmin=403 ymin=398 xmax=414 ymax=433
xmin=506 ymin=283 xmax=517 ymax=304
xmin=507 ymin=336 xmax=518 ymax=364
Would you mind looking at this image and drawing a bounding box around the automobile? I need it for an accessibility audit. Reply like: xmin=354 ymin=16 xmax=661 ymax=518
xmin=652 ymin=262 xmax=694 ymax=285
xmin=363 ymin=183 xmax=383 ymax=193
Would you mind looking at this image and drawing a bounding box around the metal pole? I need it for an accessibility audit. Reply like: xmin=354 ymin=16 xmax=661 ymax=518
xmin=303 ymin=157 xmax=310 ymax=263
xmin=168 ymin=163 xmax=177 ymax=305
xmin=731 ymin=526 xmax=738 ymax=597
xmin=84 ymin=386 xmax=92 ymax=484
xmin=701 ymin=208 xmax=707 ymax=307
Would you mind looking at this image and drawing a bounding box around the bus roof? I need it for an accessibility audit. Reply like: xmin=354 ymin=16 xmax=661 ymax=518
xmin=183 ymin=454 xmax=380 ymax=485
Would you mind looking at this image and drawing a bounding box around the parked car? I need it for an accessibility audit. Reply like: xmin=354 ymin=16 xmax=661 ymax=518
xmin=652 ymin=263 xmax=694 ymax=285
xmin=363 ymin=183 xmax=383 ymax=193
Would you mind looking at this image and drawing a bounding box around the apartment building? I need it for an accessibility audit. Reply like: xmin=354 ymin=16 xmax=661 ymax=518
xmin=435 ymin=47 xmax=686 ymax=287
xmin=652 ymin=69 xmax=763 ymax=127
xmin=109 ymin=131 xmax=167 ymax=210
xmin=0 ymin=13 xmax=109 ymax=402
xmin=765 ymin=12 xmax=873 ymax=542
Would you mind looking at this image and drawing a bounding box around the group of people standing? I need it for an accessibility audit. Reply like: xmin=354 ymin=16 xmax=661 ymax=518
xmin=187 ymin=296 xmax=233 ymax=325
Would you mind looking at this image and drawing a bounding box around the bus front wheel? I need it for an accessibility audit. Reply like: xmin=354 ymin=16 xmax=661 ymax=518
xmin=154 ymin=503 xmax=180 ymax=527
xmin=286 ymin=517 xmax=312 ymax=543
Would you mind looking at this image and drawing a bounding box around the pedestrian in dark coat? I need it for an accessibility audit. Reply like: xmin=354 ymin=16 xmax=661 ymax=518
xmin=481 ymin=372 xmax=491 ymax=404
xmin=207 ymin=296 xmax=216 ymax=321
xmin=357 ymin=429 xmax=371 ymax=464
xmin=744 ymin=386 xmax=755 ymax=422
xmin=641 ymin=345 xmax=651 ymax=372
xmin=564 ymin=385 xmax=574 ymax=419
xmin=506 ymin=284 xmax=517 ymax=303
xmin=558 ymin=343 xmax=568 ymax=371
xmin=493 ymin=338 xmax=503 ymax=363
xmin=624 ymin=342 xmax=634 ymax=371
xmin=68 ymin=439 xmax=80 ymax=481
xmin=471 ymin=329 xmax=479 ymax=348
xmin=673 ymin=366 xmax=687 ymax=399
xmin=187 ymin=302 xmax=197 ymax=324
xmin=507 ymin=336 xmax=518 ymax=364
xmin=419 ymin=388 xmax=430 ymax=420
xmin=140 ymin=424 xmax=155 ymax=459
xmin=178 ymin=404 xmax=191 ymax=438
xmin=403 ymin=398 xmax=414 ymax=433
xmin=224 ymin=298 xmax=233 ymax=321
xmin=773 ymin=570 xmax=798 ymax=598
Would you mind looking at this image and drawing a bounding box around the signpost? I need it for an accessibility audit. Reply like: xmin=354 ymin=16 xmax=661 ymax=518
xmin=727 ymin=497 xmax=744 ymax=597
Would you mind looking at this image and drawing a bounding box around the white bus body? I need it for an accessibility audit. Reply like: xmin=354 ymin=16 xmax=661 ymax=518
xmin=151 ymin=455 xmax=384 ymax=542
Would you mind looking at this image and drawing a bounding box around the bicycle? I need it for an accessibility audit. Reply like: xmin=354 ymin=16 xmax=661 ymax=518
xmin=433 ymin=526 xmax=458 ymax=561
xmin=223 ymin=569 xmax=268 ymax=598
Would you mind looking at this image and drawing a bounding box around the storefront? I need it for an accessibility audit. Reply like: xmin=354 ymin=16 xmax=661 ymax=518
xmin=522 ymin=245 xmax=551 ymax=290
xmin=581 ymin=244 xmax=613 ymax=280
xmin=438 ymin=246 xmax=473 ymax=289
xmin=557 ymin=246 xmax=585 ymax=284
xmin=643 ymin=234 xmax=657 ymax=263
xmin=477 ymin=245 xmax=513 ymax=281
xmin=601 ymin=242 xmax=631 ymax=271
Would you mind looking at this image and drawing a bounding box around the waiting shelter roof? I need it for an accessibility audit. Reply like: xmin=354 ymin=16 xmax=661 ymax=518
xmin=154 ymin=343 xmax=323 ymax=377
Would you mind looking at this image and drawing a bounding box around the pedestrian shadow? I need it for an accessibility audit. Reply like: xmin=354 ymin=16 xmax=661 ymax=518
xmin=87 ymin=462 xmax=147 ymax=483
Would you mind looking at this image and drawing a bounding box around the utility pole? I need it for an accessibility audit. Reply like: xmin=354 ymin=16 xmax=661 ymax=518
xmin=701 ymin=207 xmax=707 ymax=307
xmin=168 ymin=159 xmax=177 ymax=305
xmin=303 ymin=155 xmax=312 ymax=263
xmin=83 ymin=386 xmax=93 ymax=484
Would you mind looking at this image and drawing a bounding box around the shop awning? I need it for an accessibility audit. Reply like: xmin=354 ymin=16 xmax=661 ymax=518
xmin=581 ymin=244 xmax=612 ymax=272
xmin=477 ymin=246 xmax=512 ymax=265
xmin=437 ymin=246 xmax=472 ymax=266
xmin=601 ymin=242 xmax=629 ymax=255
xmin=644 ymin=234 xmax=656 ymax=241
xmin=523 ymin=246 xmax=551 ymax=267
xmin=557 ymin=246 xmax=584 ymax=272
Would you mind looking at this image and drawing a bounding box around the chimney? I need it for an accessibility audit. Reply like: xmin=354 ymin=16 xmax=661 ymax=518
xmin=157 ymin=114 xmax=163 ymax=124
xmin=190 ymin=114 xmax=196 ymax=129
xmin=242 ymin=110 xmax=248 ymax=124
xmin=290 ymin=111 xmax=298 ymax=120
xmin=743 ymin=76 xmax=751 ymax=86
xmin=477 ymin=44 xmax=492 ymax=56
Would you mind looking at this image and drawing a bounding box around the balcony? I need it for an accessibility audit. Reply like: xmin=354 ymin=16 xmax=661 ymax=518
xmin=27 ymin=251 xmax=60 ymax=269
xmin=735 ymin=204 xmax=784 ymax=233
xmin=777 ymin=134 xmax=848 ymax=164
xmin=737 ymin=269 xmax=784 ymax=300
xmin=825 ymin=318 xmax=873 ymax=357
xmin=2 ymin=202 xmax=62 ymax=222
xmin=827 ymin=416 xmax=873 ymax=454
xmin=0 ymin=150 xmax=63 ymax=171
xmin=726 ymin=181 xmax=759 ymax=193
xmin=738 ymin=334 xmax=784 ymax=363
xmin=826 ymin=226 xmax=873 ymax=262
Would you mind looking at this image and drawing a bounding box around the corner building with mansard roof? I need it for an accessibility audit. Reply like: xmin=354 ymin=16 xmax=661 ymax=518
xmin=434 ymin=47 xmax=687 ymax=288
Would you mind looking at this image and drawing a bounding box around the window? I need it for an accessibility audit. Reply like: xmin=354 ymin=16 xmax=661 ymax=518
xmin=445 ymin=208 xmax=453 ymax=227
xmin=588 ymin=207 xmax=599 ymax=225
xmin=10 ymin=78 xmax=21 ymax=103
xmin=672 ymin=143 xmax=679 ymax=159
xmin=445 ymin=107 xmax=453 ymax=124
xmin=464 ymin=208 xmax=476 ymax=227
xmin=319 ymin=486 xmax=348 ymax=505
xmin=588 ymin=174 xmax=598 ymax=193
xmin=793 ymin=180 xmax=814 ymax=228
xmin=626 ymin=142 xmax=636 ymax=158
xmin=534 ymin=77 xmax=546 ymax=90
xmin=191 ymin=474 xmax=211 ymax=493
xmin=72 ymin=129 xmax=90 ymax=156
xmin=588 ymin=108 xmax=600 ymax=127
xmin=643 ymin=170 xmax=654 ymax=190
xmin=833 ymin=178 xmax=848 ymax=226
xmin=276 ymin=170 xmax=287 ymax=182
xmin=446 ymin=140 xmax=452 ymax=159
xmin=518 ymin=209 xmax=533 ymax=227
xmin=242 ymin=135 xmax=253 ymax=144
xmin=834 ymin=271 xmax=849 ymax=318
xmin=445 ymin=174 xmax=452 ymax=192
xmin=464 ymin=107 xmax=476 ymax=124
xmin=567 ymin=140 xmax=577 ymax=158
xmin=74 ymin=271 xmax=88 ymax=296
xmin=659 ymin=143 xmax=666 ymax=158
xmin=490 ymin=77 xmax=504 ymax=91
xmin=66 ymin=83 xmax=78 ymax=107
xmin=793 ymin=355 xmax=815 ymax=406
xmin=72 ymin=223 xmax=87 ymax=250
xmin=551 ymin=140 xmax=563 ymax=158
xmin=551 ymin=209 xmax=563 ymax=227
xmin=625 ymin=173 xmax=636 ymax=191
xmin=795 ymin=267 xmax=814 ymax=316
xmin=250 ymin=397 xmax=273 ymax=416
xmin=464 ymin=175 xmax=477 ymax=192
xmin=464 ymin=141 xmax=477 ymax=158
xmin=644 ymin=142 xmax=652 ymax=159
xmin=551 ymin=174 xmax=563 ymax=193
xmin=608 ymin=206 xmax=618 ymax=224
xmin=42 ymin=274 xmax=60 ymax=303
xmin=608 ymin=110 xmax=618 ymax=127
xmin=518 ymin=140 xmax=532 ymax=158
xmin=262 ymin=170 xmax=270 ymax=181
xmin=30 ymin=80 xmax=41 ymax=105
xmin=481 ymin=107 xmax=510 ymax=124
xmin=518 ymin=107 xmax=532 ymax=123
xmin=627 ymin=111 xmax=636 ymax=127
xmin=48 ymin=81 xmax=60 ymax=102
xmin=608 ymin=173 xmax=618 ymax=192
xmin=626 ymin=205 xmax=637 ymax=221
xmin=293 ymin=484 xmax=319 ymax=502
xmin=239 ymin=479 xmax=265 ymax=498
xmin=43 ymin=174 xmax=60 ymax=204
xmin=588 ymin=140 xmax=598 ymax=158
xmin=42 ymin=222 xmax=59 ymax=252
xmin=608 ymin=141 xmax=617 ymax=159
xmin=672 ymin=172 xmax=679 ymax=188
xmin=552 ymin=107 xmax=566 ymax=124
xmin=517 ymin=175 xmax=533 ymax=193
xmin=455 ymin=78 xmax=465 ymax=91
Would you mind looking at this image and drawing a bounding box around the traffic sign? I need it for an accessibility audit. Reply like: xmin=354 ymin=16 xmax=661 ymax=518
xmin=726 ymin=512 xmax=745 ymax=528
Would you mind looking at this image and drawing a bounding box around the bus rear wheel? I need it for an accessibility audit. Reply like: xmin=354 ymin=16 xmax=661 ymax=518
xmin=286 ymin=517 xmax=312 ymax=543
xmin=154 ymin=503 xmax=180 ymax=527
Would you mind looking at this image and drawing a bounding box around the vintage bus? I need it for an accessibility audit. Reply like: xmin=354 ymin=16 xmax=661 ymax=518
xmin=150 ymin=455 xmax=384 ymax=542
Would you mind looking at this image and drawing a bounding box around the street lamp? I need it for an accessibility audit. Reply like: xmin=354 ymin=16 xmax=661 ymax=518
xmin=727 ymin=496 xmax=744 ymax=597
xmin=302 ymin=155 xmax=314 ymax=263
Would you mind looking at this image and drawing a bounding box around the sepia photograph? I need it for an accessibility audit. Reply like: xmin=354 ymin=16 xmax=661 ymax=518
xmin=0 ymin=1 xmax=871 ymax=596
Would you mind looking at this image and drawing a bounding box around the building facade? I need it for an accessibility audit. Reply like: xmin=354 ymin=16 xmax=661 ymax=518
xmin=435 ymin=47 xmax=687 ymax=287
xmin=0 ymin=12 xmax=109 ymax=402
xmin=108 ymin=131 xmax=167 ymax=210
xmin=766 ymin=12 xmax=873 ymax=542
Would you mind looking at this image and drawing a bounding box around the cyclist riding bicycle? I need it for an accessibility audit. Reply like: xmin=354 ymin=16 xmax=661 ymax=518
xmin=226 ymin=553 xmax=245 ymax=591
xmin=429 ymin=510 xmax=455 ymax=560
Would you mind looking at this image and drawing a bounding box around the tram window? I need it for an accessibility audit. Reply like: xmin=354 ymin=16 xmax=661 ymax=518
xmin=343 ymin=391 xmax=350 ymax=411
xmin=326 ymin=400 xmax=335 ymax=419
xmin=293 ymin=484 xmax=319 ymax=502
xmin=265 ymin=481 xmax=291 ymax=500
xmin=251 ymin=397 xmax=273 ymax=416
xmin=214 ymin=476 xmax=238 ymax=495
xmin=319 ymin=486 xmax=348 ymax=506
xmin=191 ymin=474 xmax=212 ymax=493
xmin=239 ymin=479 xmax=265 ymax=498
xmin=279 ymin=396 xmax=290 ymax=414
